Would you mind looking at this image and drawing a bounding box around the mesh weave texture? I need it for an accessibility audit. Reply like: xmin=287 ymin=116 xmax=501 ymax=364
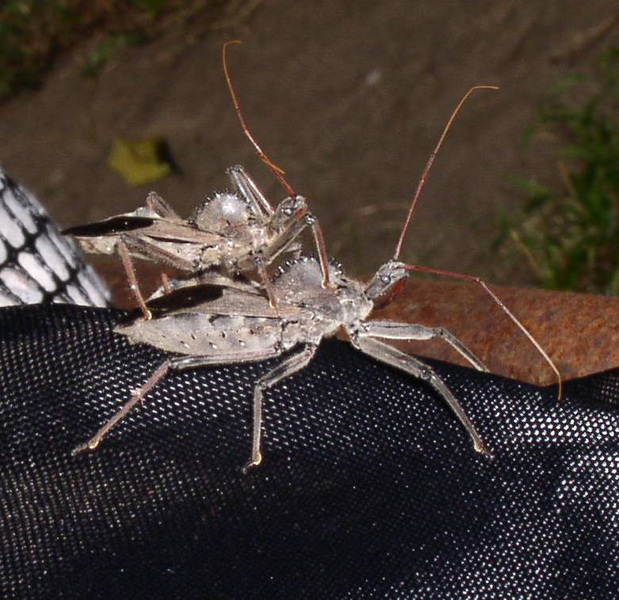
xmin=0 ymin=171 xmax=109 ymax=307
xmin=0 ymin=304 xmax=617 ymax=598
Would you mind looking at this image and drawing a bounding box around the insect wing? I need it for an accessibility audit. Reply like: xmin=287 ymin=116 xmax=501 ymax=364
xmin=135 ymin=220 xmax=223 ymax=245
xmin=148 ymin=284 xmax=307 ymax=319
xmin=117 ymin=285 xmax=293 ymax=356
xmin=143 ymin=284 xmax=226 ymax=317
xmin=63 ymin=211 xmax=162 ymax=256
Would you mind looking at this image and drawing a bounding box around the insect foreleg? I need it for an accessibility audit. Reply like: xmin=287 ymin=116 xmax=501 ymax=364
xmin=227 ymin=165 xmax=274 ymax=218
xmin=260 ymin=214 xmax=330 ymax=289
xmin=258 ymin=215 xmax=309 ymax=265
xmin=357 ymin=321 xmax=489 ymax=372
xmin=247 ymin=214 xmax=329 ymax=307
xmin=351 ymin=336 xmax=491 ymax=457
xmin=145 ymin=191 xmax=181 ymax=220
xmin=242 ymin=343 xmax=318 ymax=473
xmin=253 ymin=256 xmax=279 ymax=309
xmin=309 ymin=217 xmax=330 ymax=288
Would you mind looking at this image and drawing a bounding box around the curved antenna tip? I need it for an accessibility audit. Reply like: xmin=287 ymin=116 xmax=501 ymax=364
xmin=221 ymin=40 xmax=294 ymax=196
xmin=393 ymin=84 xmax=500 ymax=260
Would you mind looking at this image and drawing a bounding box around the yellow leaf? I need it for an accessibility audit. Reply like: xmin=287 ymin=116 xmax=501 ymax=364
xmin=108 ymin=136 xmax=171 ymax=187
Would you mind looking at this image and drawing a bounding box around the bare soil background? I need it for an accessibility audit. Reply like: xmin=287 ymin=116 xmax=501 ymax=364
xmin=0 ymin=1 xmax=618 ymax=283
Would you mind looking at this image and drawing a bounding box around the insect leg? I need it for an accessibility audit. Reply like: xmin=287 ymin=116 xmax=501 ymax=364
xmin=145 ymin=191 xmax=181 ymax=220
xmin=72 ymin=359 xmax=172 ymax=454
xmin=117 ymin=237 xmax=152 ymax=320
xmin=258 ymin=216 xmax=309 ymax=265
xmin=160 ymin=270 xmax=172 ymax=294
xmin=121 ymin=234 xmax=196 ymax=272
xmin=254 ymin=256 xmax=279 ymax=309
xmin=258 ymin=213 xmax=330 ymax=288
xmin=239 ymin=214 xmax=329 ymax=304
xmin=357 ymin=321 xmax=489 ymax=372
xmin=309 ymin=216 xmax=330 ymax=289
xmin=241 ymin=344 xmax=318 ymax=473
xmin=400 ymin=264 xmax=562 ymax=399
xmin=73 ymin=348 xmax=282 ymax=456
xmin=351 ymin=336 xmax=492 ymax=457
xmin=227 ymin=165 xmax=274 ymax=217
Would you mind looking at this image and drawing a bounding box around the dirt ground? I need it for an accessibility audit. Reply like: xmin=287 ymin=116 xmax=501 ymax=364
xmin=0 ymin=1 xmax=618 ymax=284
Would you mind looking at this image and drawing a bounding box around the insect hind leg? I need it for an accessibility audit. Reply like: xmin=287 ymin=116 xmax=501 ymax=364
xmin=72 ymin=348 xmax=281 ymax=457
xmin=72 ymin=359 xmax=172 ymax=455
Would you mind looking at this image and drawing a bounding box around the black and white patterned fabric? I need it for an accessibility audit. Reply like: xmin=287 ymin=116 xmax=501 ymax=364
xmin=0 ymin=170 xmax=109 ymax=307
xmin=0 ymin=304 xmax=616 ymax=598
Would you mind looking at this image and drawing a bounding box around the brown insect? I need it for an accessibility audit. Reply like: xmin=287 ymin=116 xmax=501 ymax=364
xmin=72 ymin=66 xmax=561 ymax=470
xmin=64 ymin=41 xmax=330 ymax=315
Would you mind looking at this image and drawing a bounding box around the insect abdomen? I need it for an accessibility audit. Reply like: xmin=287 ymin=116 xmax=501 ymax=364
xmin=116 ymin=313 xmax=283 ymax=357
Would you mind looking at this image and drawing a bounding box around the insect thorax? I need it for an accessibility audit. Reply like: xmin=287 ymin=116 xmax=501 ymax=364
xmin=273 ymin=256 xmax=373 ymax=327
xmin=192 ymin=192 xmax=253 ymax=233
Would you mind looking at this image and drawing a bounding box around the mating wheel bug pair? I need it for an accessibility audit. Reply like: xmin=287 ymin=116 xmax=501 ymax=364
xmin=67 ymin=42 xmax=561 ymax=471
xmin=63 ymin=165 xmax=326 ymax=314
xmin=64 ymin=42 xmax=329 ymax=314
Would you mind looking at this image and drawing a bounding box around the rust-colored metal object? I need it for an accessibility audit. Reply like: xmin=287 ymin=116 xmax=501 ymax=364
xmin=94 ymin=257 xmax=619 ymax=387
xmin=374 ymin=279 xmax=619 ymax=386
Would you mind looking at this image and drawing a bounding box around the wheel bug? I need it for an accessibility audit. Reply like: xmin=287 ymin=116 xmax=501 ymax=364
xmin=72 ymin=82 xmax=561 ymax=471
xmin=64 ymin=41 xmax=330 ymax=316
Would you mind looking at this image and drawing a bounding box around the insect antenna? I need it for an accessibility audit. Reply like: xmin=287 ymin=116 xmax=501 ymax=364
xmin=392 ymin=85 xmax=498 ymax=261
xmin=401 ymin=263 xmax=563 ymax=399
xmin=222 ymin=40 xmax=331 ymax=289
xmin=387 ymin=85 xmax=562 ymax=398
xmin=223 ymin=40 xmax=296 ymax=198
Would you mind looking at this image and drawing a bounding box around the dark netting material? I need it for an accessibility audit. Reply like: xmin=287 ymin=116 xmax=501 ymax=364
xmin=0 ymin=304 xmax=618 ymax=599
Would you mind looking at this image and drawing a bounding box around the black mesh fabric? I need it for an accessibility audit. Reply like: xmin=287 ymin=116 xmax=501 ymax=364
xmin=0 ymin=304 xmax=617 ymax=598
